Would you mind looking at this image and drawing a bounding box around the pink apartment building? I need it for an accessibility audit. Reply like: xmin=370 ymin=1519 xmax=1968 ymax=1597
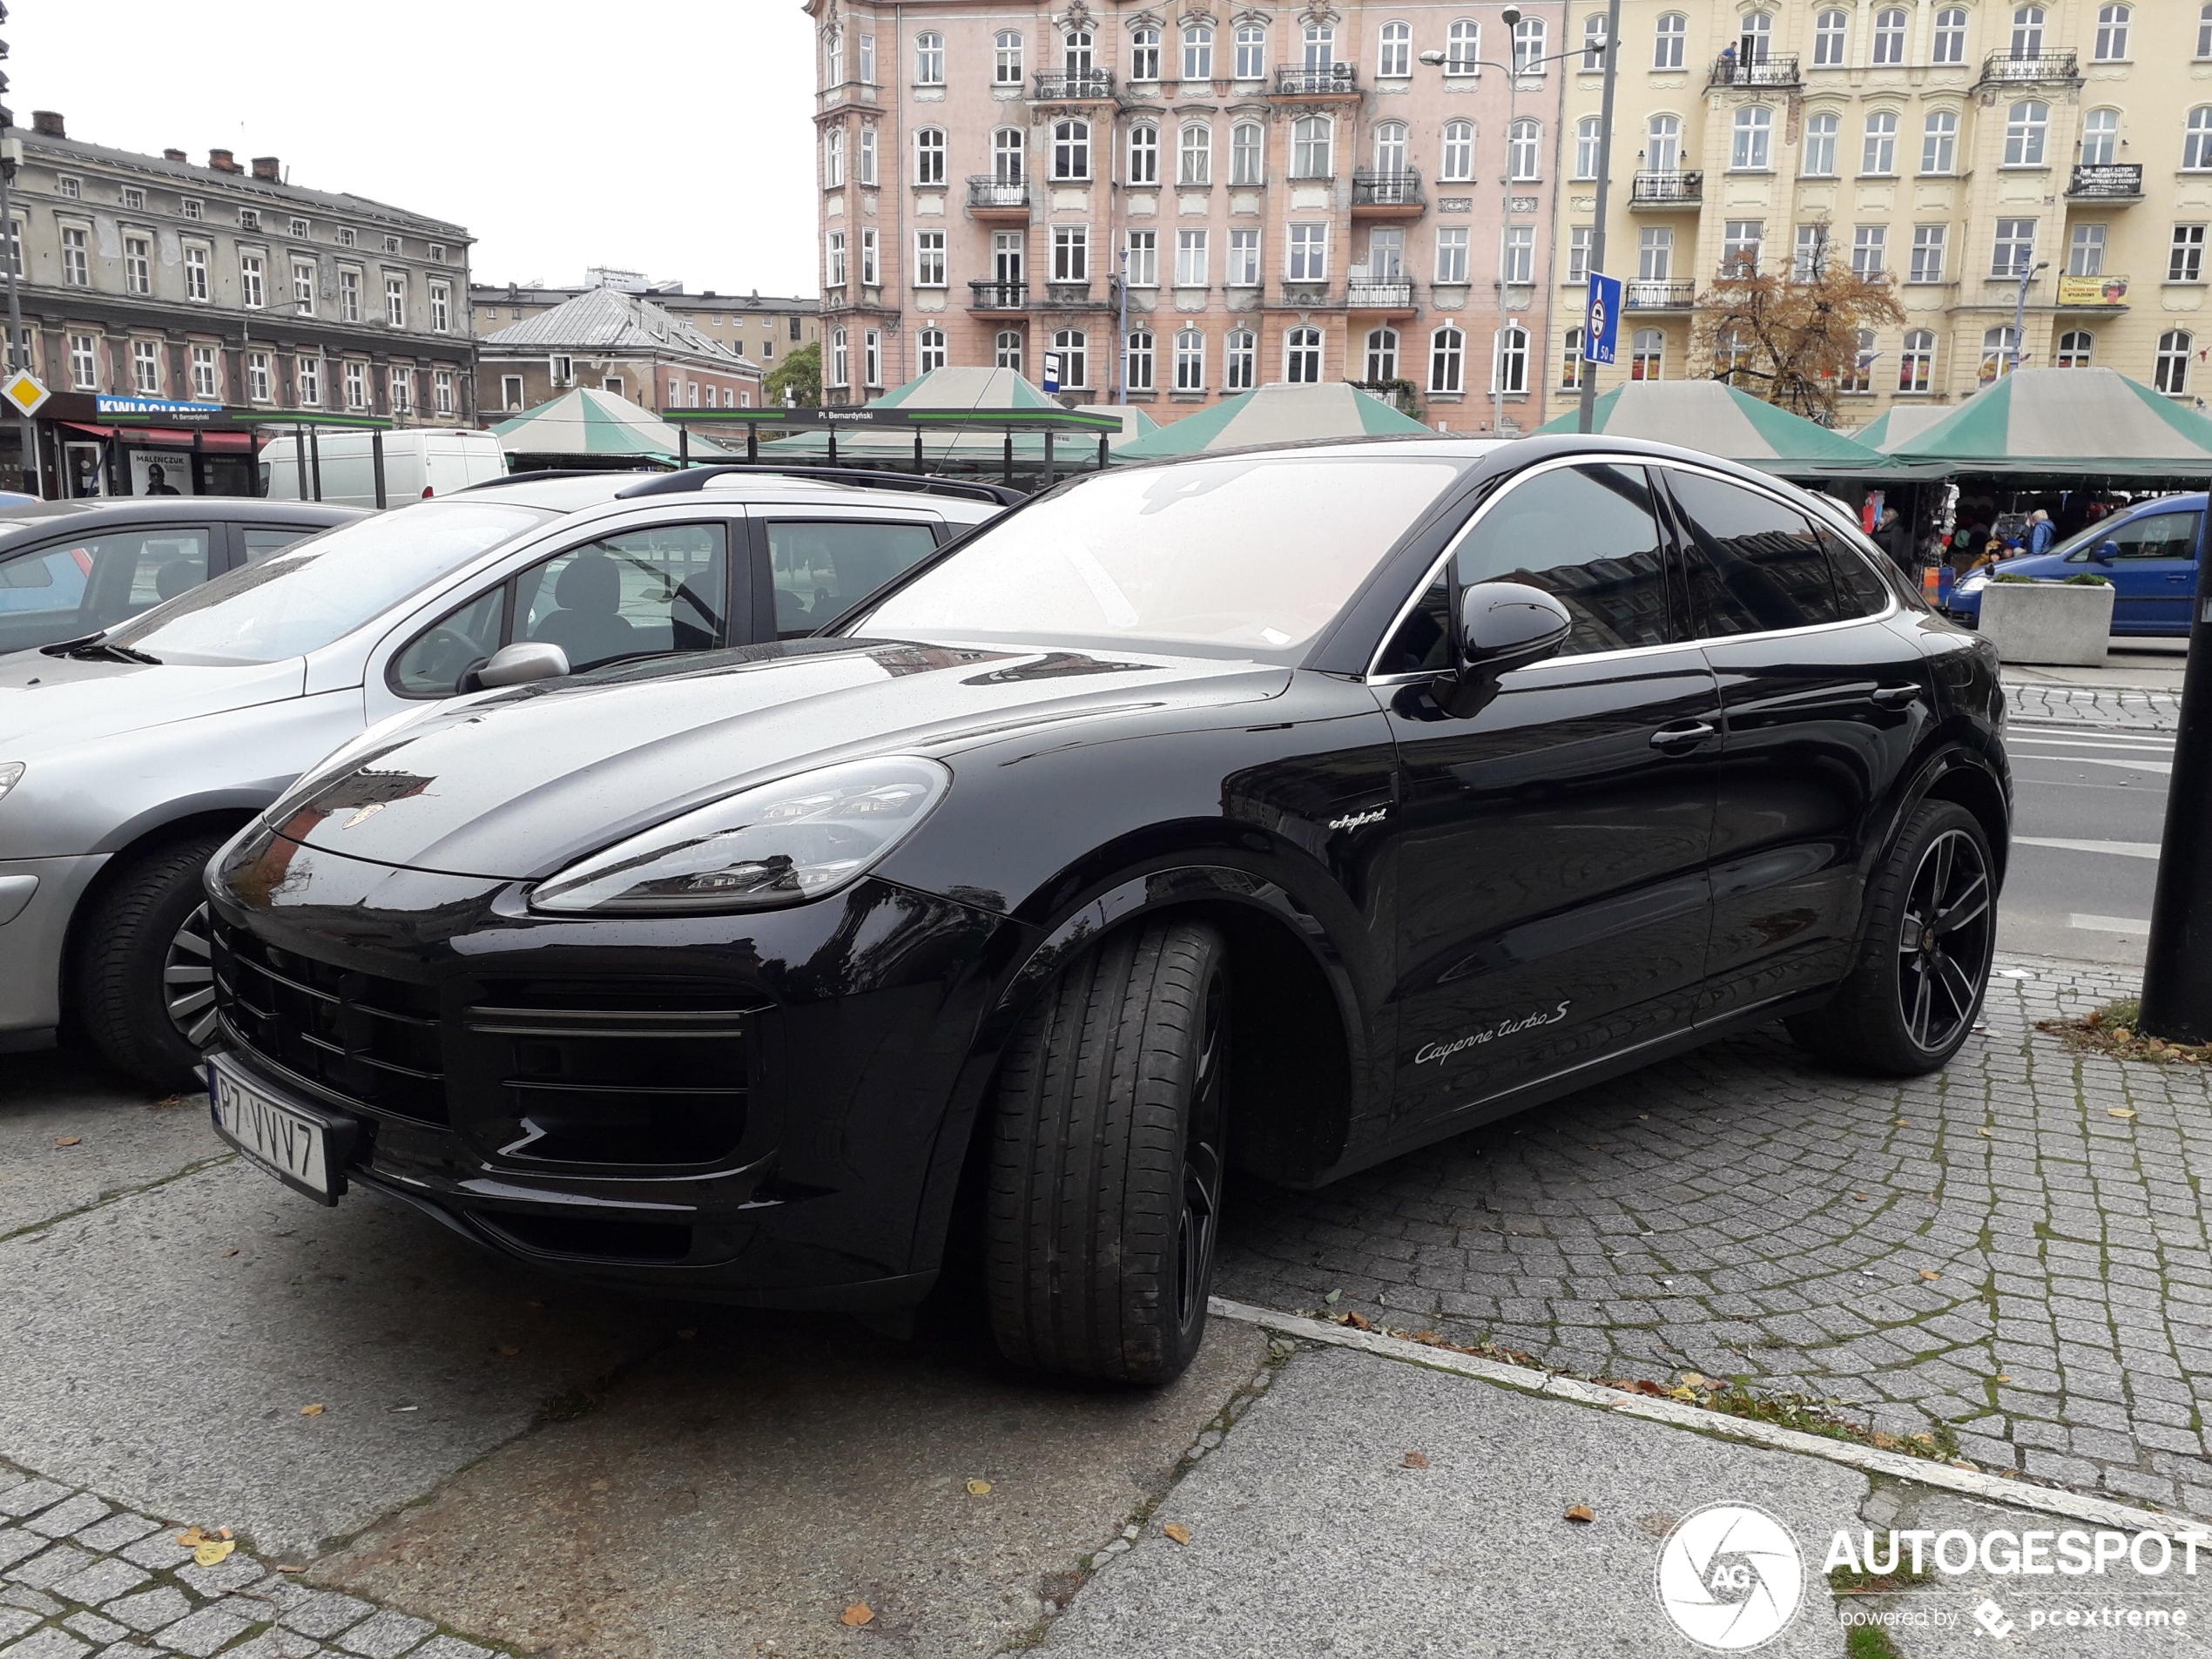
xmin=805 ymin=0 xmax=1569 ymax=430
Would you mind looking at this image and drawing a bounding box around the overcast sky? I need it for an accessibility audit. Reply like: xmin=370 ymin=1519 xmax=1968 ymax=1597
xmin=14 ymin=1 xmax=820 ymax=297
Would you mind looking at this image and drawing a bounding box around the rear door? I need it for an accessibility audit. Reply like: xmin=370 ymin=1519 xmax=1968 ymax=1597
xmin=2095 ymin=507 xmax=2201 ymax=634
xmin=0 ymin=523 xmax=217 ymax=652
xmin=1654 ymin=464 xmax=1932 ymax=1015
xmin=747 ymin=509 xmax=948 ymax=640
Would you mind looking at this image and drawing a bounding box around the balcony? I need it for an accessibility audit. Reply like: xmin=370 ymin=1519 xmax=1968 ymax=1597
xmin=1625 ymin=280 xmax=1697 ymax=312
xmin=1036 ymin=280 xmax=1118 ymax=311
xmin=1267 ymin=283 xmax=1348 ymax=309
xmin=1032 ymin=68 xmax=1116 ymax=100
xmin=1707 ymin=52 xmax=1799 ymax=89
xmin=967 ymin=175 xmax=1031 ymax=218
xmin=2067 ymin=163 xmax=2143 ymax=202
xmin=1977 ymin=50 xmax=2080 ymax=86
xmin=1346 ymin=277 xmax=1417 ymax=312
xmin=1351 ymin=168 xmax=1426 ymax=215
xmin=1274 ymin=62 xmax=1359 ymax=96
xmin=1630 ymin=170 xmax=1703 ymax=207
xmin=968 ymin=280 xmax=1028 ymax=311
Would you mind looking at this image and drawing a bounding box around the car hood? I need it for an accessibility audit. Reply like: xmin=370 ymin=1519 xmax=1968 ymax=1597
xmin=273 ymin=637 xmax=1289 ymax=880
xmin=0 ymin=651 xmax=305 ymax=755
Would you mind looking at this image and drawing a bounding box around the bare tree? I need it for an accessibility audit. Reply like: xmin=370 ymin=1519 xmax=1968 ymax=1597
xmin=1692 ymin=227 xmax=1904 ymax=423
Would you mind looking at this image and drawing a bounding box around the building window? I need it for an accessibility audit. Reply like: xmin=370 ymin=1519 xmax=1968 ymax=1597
xmin=1373 ymin=123 xmax=1409 ymax=178
xmin=1379 ymin=20 xmax=1411 ymax=78
xmin=2170 ymin=224 xmax=2205 ymax=282
xmin=826 ymin=230 xmax=847 ymax=287
xmin=2080 ymin=109 xmax=2120 ymax=168
xmin=385 ymin=273 xmax=407 ymax=327
xmin=1128 ymin=124 xmax=1160 ymax=186
xmin=1567 ymin=225 xmax=1594 ymax=283
xmin=1365 ymin=326 xmax=1399 ymax=382
xmin=1867 ymin=8 xmax=1905 ymax=64
xmin=1741 ymin=13 xmax=1774 ymax=64
xmin=1429 ymin=325 xmax=1464 ymax=393
xmin=1722 ymin=219 xmax=1764 ymax=276
xmin=995 ymin=30 xmax=1024 ymax=84
xmin=830 ymin=327 xmax=850 ymax=386
xmin=1638 ymin=225 xmax=1674 ymax=281
xmin=2157 ymin=329 xmax=2192 ymax=393
xmin=1179 ymin=124 xmax=1212 ymax=186
xmin=1125 ymin=228 xmax=1158 ymax=287
xmin=2011 ymin=5 xmax=2044 ymax=56
xmin=995 ymin=329 xmax=1023 ymax=371
xmin=280 ymin=260 xmax=309 ymax=315
xmin=340 ymin=268 xmax=362 ymax=321
xmin=1922 ymin=110 xmax=1959 ymax=175
xmin=1224 ymin=327 xmax=1257 ymax=389
xmin=1125 ymin=24 xmax=1160 ymax=81
xmin=237 ymin=206 xmax=260 ymax=232
xmin=1227 ymin=228 xmax=1261 ymax=287
xmin=1054 ymin=118 xmax=1092 ymax=180
xmin=297 ymin=354 xmax=322 ymax=406
xmin=2004 ymin=101 xmax=2049 ymax=167
xmin=1176 ymin=229 xmax=1209 ymax=287
xmin=389 ymin=368 xmax=411 ymax=414
xmin=1501 ymin=224 xmax=1534 ymax=284
xmin=429 ymin=282 xmax=450 ymax=334
xmin=239 ymin=254 xmax=266 ymax=309
xmin=1493 ymin=325 xmax=1528 ymax=394
xmin=1813 ymin=10 xmax=1847 ymax=66
xmin=1053 ymin=327 xmax=1088 ymax=388
xmin=1653 ymin=12 xmax=1686 ymax=70
xmin=1631 ymin=327 xmax=1664 ymax=380
xmin=338 ymin=360 xmax=362 ymax=409
xmin=2056 ymin=329 xmax=2094 ymax=368
xmin=1052 ymin=225 xmax=1089 ymax=282
xmin=68 ymin=333 xmax=98 ymax=390
xmin=860 ymin=228 xmax=879 ymax=285
xmin=1801 ymin=112 xmax=1838 ymax=177
xmin=1291 ymin=116 xmax=1332 ymax=179
xmin=1574 ymin=118 xmax=1602 ymax=180
xmin=1182 ymin=22 xmax=1214 ymax=78
xmin=822 ymin=23 xmax=844 ymax=84
xmin=1898 ymin=329 xmax=1934 ymax=392
xmin=993 ymin=127 xmax=1026 ymax=185
xmin=1228 ymin=121 xmax=1264 ymax=185
xmin=1993 ymin=219 xmax=2037 ymax=278
xmin=1925 ymin=9 xmax=1966 ymax=64
xmin=1174 ymin=327 xmax=1206 ymax=390
xmin=1435 ymin=226 xmax=1470 ymax=284
xmin=502 ymin=374 xmax=524 ymax=410
xmin=1560 ymin=327 xmax=1585 ymax=390
xmin=116 ymin=233 xmax=152 ymax=296
xmin=189 ymin=345 xmax=217 ymax=400
xmin=1440 ymin=120 xmax=1474 ymax=182
xmin=246 ymin=351 xmax=272 ymax=403
xmin=1125 ymin=327 xmax=1155 ymax=391
xmin=1507 ymin=119 xmax=1541 ymax=181
xmin=914 ymin=230 xmax=947 ymax=287
xmin=130 ymin=340 xmax=160 ymax=395
xmin=907 ymin=326 xmax=943 ymax=374
xmin=1794 ymin=224 xmax=1829 ymax=281
xmin=61 ymin=225 xmax=90 ymax=287
xmin=1233 ymin=21 xmax=1266 ymax=78
xmin=1642 ymin=116 xmax=1683 ymax=175
xmin=1910 ymin=225 xmax=1947 ymax=284
xmin=1447 ymin=18 xmax=1480 ymax=74
xmin=914 ymin=127 xmax=946 ymax=186
xmin=1285 ymin=326 xmax=1323 ymax=383
xmin=1731 ymin=107 xmax=1772 ymax=172
xmin=1840 ymin=329 xmax=1876 ymax=393
xmin=1862 ymin=111 xmax=1898 ymax=175
xmin=172 ymin=243 xmax=207 ymax=302
xmin=550 ymin=354 xmax=574 ymax=386
xmin=1851 ymin=225 xmax=1887 ymax=279
xmin=53 ymin=174 xmax=80 ymax=201
xmin=428 ymin=243 xmax=446 ymax=265
xmin=2202 ymin=3 xmax=2212 ymax=59
xmin=914 ymin=30 xmax=944 ymax=84
xmin=1287 ymin=223 xmax=1329 ymax=282
xmin=1511 ymin=14 xmax=1546 ymax=73
xmin=824 ymin=127 xmax=846 ymax=189
xmin=1581 ymin=12 xmax=1608 ymax=71
xmin=434 ymin=368 xmax=453 ymax=415
xmin=2069 ymin=223 xmax=2107 ymax=277
xmin=1063 ymin=27 xmax=1095 ymax=74
xmin=2094 ymin=3 xmax=2128 ymax=61
xmin=2188 ymin=108 xmax=2212 ymax=172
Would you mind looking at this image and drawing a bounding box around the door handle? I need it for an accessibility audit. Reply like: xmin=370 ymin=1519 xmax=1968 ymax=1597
xmin=1650 ymin=720 xmax=1716 ymax=749
xmin=1870 ymin=684 xmax=1923 ymax=707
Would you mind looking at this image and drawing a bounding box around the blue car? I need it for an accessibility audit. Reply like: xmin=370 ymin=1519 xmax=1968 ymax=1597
xmin=1948 ymin=494 xmax=2202 ymax=635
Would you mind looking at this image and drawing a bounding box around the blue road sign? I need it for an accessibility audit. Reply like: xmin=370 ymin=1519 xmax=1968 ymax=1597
xmin=1584 ymin=273 xmax=1622 ymax=366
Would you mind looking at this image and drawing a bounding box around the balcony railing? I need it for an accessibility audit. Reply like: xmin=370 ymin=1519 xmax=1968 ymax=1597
xmin=968 ymin=280 xmax=1028 ymax=310
xmin=967 ymin=176 xmax=1029 ymax=210
xmin=1630 ymin=169 xmax=1703 ymax=206
xmin=1625 ymin=280 xmax=1697 ymax=310
xmin=1275 ymin=62 xmax=1359 ymax=95
xmin=1708 ymin=52 xmax=1800 ymax=88
xmin=1346 ymin=278 xmax=1416 ymax=308
xmin=1978 ymin=50 xmax=2080 ymax=85
xmin=1032 ymin=68 xmax=1115 ymax=99
xmin=1352 ymin=167 xmax=1424 ymax=207
xmin=2068 ymin=162 xmax=2143 ymax=199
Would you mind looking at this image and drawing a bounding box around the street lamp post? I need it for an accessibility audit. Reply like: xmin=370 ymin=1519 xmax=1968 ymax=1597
xmin=1579 ymin=0 xmax=1622 ymax=433
xmin=2009 ymin=258 xmax=2049 ymax=375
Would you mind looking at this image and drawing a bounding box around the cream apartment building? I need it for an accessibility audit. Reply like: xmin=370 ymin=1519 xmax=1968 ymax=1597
xmin=804 ymin=0 xmax=1575 ymax=430
xmin=1548 ymin=1 xmax=2212 ymax=426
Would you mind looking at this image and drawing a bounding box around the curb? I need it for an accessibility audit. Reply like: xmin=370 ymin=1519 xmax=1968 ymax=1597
xmin=1210 ymin=1298 xmax=2198 ymax=1538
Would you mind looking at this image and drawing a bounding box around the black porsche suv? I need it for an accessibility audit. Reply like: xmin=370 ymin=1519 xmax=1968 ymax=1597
xmin=205 ymin=435 xmax=2008 ymax=1386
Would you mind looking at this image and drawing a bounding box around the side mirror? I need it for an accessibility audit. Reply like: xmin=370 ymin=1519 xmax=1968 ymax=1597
xmin=2093 ymin=543 xmax=2118 ymax=564
xmin=1431 ymin=581 xmax=1573 ymax=718
xmin=474 ymin=641 xmax=570 ymax=690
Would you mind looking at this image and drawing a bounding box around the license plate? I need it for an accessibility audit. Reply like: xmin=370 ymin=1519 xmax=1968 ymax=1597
xmin=207 ymin=1055 xmax=351 ymax=1205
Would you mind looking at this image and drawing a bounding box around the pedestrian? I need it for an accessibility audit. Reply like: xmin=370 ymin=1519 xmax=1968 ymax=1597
xmin=1871 ymin=507 xmax=1909 ymax=573
xmin=2027 ymin=508 xmax=2054 ymax=556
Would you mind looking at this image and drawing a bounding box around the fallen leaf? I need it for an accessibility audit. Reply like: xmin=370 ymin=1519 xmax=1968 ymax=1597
xmin=1402 ymin=1450 xmax=1430 ymax=1469
xmin=53 ymin=1136 xmax=80 ymax=1147
xmin=1895 ymin=1118 xmax=1910 ymax=1127
xmin=1871 ymin=1430 xmax=1900 ymax=1451
xmin=1851 ymin=1193 xmax=1870 ymax=1202
xmin=1919 ymin=1270 xmax=1941 ymax=1281
xmin=220 ymin=1248 xmax=239 ymax=1258
xmin=1632 ymin=1379 xmax=1668 ymax=1397
xmin=1995 ymin=1374 xmax=2013 ymax=1383
xmin=1977 ymin=1127 xmax=1993 ymax=1137
xmin=274 ymin=1564 xmax=306 ymax=1575
xmin=192 ymin=1541 xmax=235 ymax=1567
xmin=1912 ymin=1433 xmax=1937 ymax=1447
xmin=1324 ymin=1289 xmax=1342 ymax=1305
xmin=840 ymin=1602 xmax=874 ymax=1628
xmin=219 ymin=1528 xmax=232 ymax=1540
xmin=1341 ymin=1311 xmax=1372 ymax=1331
xmin=174 ymin=1527 xmax=211 ymax=1548
xmin=2108 ymin=1109 xmax=2137 ymax=1120
xmin=497 ymin=1345 xmax=520 ymax=1357
xmin=966 ymin=1479 xmax=993 ymax=1496
xmin=1163 ymin=1522 xmax=1192 ymax=1546
xmin=1667 ymin=1386 xmax=1699 ymax=1401
xmin=1565 ymin=1504 xmax=1595 ymax=1524
xmin=1678 ymin=1371 xmax=1707 ymax=1388
xmin=300 ymin=1404 xmax=325 ymax=1416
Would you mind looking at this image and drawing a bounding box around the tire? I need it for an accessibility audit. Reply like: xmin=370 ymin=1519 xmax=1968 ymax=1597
xmin=1786 ymin=800 xmax=1996 ymax=1076
xmin=72 ymin=831 xmax=230 ymax=1088
xmin=986 ymin=917 xmax=1228 ymax=1386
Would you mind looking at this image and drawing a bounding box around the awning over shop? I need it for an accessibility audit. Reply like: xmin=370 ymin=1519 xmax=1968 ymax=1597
xmin=60 ymin=422 xmax=256 ymax=450
xmin=1111 ymin=381 xmax=1432 ymax=459
xmin=1534 ymin=381 xmax=1891 ymax=477
xmin=1875 ymin=367 xmax=2212 ymax=479
xmin=493 ymin=387 xmax=732 ymax=462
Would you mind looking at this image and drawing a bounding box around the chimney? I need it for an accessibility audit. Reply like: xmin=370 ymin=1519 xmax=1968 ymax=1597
xmin=30 ymin=111 xmax=64 ymax=138
xmin=251 ymin=156 xmax=280 ymax=182
xmin=208 ymin=149 xmax=240 ymax=173
xmin=163 ymin=148 xmax=186 ymax=163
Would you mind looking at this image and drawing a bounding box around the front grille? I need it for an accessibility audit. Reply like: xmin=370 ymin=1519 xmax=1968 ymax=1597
xmin=459 ymin=980 xmax=759 ymax=1167
xmin=212 ymin=918 xmax=448 ymax=1124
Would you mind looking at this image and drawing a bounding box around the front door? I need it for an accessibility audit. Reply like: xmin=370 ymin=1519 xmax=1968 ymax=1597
xmin=2090 ymin=507 xmax=2201 ymax=634
xmin=1375 ymin=460 xmax=1721 ymax=1130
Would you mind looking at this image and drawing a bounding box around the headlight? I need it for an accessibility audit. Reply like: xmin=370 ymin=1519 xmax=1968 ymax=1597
xmin=0 ymin=761 xmax=21 ymax=804
xmin=529 ymin=757 xmax=951 ymax=916
xmin=1958 ymin=575 xmax=1988 ymax=595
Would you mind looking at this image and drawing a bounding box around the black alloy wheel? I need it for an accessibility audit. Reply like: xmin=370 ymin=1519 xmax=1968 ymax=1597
xmin=1787 ymin=799 xmax=1996 ymax=1076
xmin=165 ymin=902 xmax=220 ymax=1049
xmin=1174 ymin=968 xmax=1229 ymax=1341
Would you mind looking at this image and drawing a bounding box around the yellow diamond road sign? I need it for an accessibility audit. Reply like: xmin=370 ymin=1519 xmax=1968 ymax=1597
xmin=0 ymin=371 xmax=48 ymax=417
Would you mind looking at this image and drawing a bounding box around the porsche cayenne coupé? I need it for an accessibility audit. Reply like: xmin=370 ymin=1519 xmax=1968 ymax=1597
xmin=205 ymin=435 xmax=2009 ymax=1385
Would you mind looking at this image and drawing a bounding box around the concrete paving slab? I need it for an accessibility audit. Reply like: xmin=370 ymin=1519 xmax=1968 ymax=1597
xmin=0 ymin=1054 xmax=214 ymax=1243
xmin=315 ymin=1312 xmax=1270 ymax=1658
xmin=0 ymin=1162 xmax=675 ymax=1558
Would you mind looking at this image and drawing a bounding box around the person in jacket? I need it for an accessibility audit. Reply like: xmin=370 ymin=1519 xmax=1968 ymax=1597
xmin=2027 ymin=509 xmax=2055 ymax=556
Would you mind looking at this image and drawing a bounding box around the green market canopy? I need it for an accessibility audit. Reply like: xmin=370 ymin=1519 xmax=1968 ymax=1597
xmin=1534 ymin=381 xmax=1886 ymax=477
xmin=750 ymin=368 xmax=1155 ymax=465
xmin=1850 ymin=405 xmax=1957 ymax=454
xmin=1112 ymin=381 xmax=1433 ymax=458
xmin=1873 ymin=367 xmax=2212 ymax=479
xmin=492 ymin=388 xmax=731 ymax=464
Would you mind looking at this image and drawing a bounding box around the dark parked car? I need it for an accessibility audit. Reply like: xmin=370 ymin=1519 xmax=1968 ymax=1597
xmin=204 ymin=435 xmax=2010 ymax=1386
xmin=0 ymin=498 xmax=360 ymax=655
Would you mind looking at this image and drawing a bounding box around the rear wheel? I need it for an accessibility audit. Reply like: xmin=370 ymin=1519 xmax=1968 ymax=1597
xmin=1787 ymin=800 xmax=1994 ymax=1076
xmin=73 ymin=831 xmax=230 ymax=1088
xmin=986 ymin=917 xmax=1227 ymax=1386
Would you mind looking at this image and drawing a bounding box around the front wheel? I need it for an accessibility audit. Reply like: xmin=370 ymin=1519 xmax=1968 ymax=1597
xmin=1787 ymin=800 xmax=1995 ymax=1076
xmin=986 ymin=917 xmax=1227 ymax=1386
xmin=72 ymin=831 xmax=232 ymax=1087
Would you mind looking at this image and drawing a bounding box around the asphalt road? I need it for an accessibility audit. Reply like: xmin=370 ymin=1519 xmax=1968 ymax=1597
xmin=1996 ymin=714 xmax=2174 ymax=966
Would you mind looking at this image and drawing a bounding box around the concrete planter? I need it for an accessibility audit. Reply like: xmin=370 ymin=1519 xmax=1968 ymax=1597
xmin=1977 ymin=579 xmax=2114 ymax=667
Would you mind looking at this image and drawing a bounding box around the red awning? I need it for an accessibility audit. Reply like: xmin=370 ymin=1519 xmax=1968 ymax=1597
xmin=59 ymin=422 xmax=254 ymax=452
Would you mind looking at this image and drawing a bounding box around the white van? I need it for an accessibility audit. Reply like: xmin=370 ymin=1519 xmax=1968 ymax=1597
xmin=260 ymin=428 xmax=507 ymax=509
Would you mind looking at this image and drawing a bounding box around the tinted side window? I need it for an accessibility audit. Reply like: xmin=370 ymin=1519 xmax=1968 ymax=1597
xmin=517 ymin=523 xmax=729 ymax=671
xmin=1817 ymin=527 xmax=1893 ymax=619
xmin=392 ymin=588 xmax=506 ymax=698
xmin=1668 ymin=472 xmax=1840 ymax=636
xmin=768 ymin=519 xmax=941 ymax=638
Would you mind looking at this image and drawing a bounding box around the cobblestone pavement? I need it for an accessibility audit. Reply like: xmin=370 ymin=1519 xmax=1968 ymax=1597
xmin=0 ymin=1465 xmax=512 ymax=1659
xmin=1217 ymin=955 xmax=2212 ymax=1521
xmin=2006 ymin=683 xmax=2181 ymax=731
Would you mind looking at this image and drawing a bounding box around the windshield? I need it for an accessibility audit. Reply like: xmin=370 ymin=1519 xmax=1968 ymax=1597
xmin=853 ymin=454 xmax=1471 ymax=660
xmin=101 ymin=501 xmax=550 ymax=666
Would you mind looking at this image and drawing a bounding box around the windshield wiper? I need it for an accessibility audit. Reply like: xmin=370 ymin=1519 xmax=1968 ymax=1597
xmin=38 ymin=631 xmax=105 ymax=657
xmin=64 ymin=639 xmax=162 ymax=665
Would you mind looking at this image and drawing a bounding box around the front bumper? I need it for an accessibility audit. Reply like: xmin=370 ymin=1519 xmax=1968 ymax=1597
xmin=0 ymin=853 xmax=110 ymax=1040
xmin=206 ymin=825 xmax=1030 ymax=1305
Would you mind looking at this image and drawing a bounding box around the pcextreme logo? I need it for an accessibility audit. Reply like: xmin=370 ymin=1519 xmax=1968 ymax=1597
xmin=1656 ymin=1504 xmax=1804 ymax=1651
